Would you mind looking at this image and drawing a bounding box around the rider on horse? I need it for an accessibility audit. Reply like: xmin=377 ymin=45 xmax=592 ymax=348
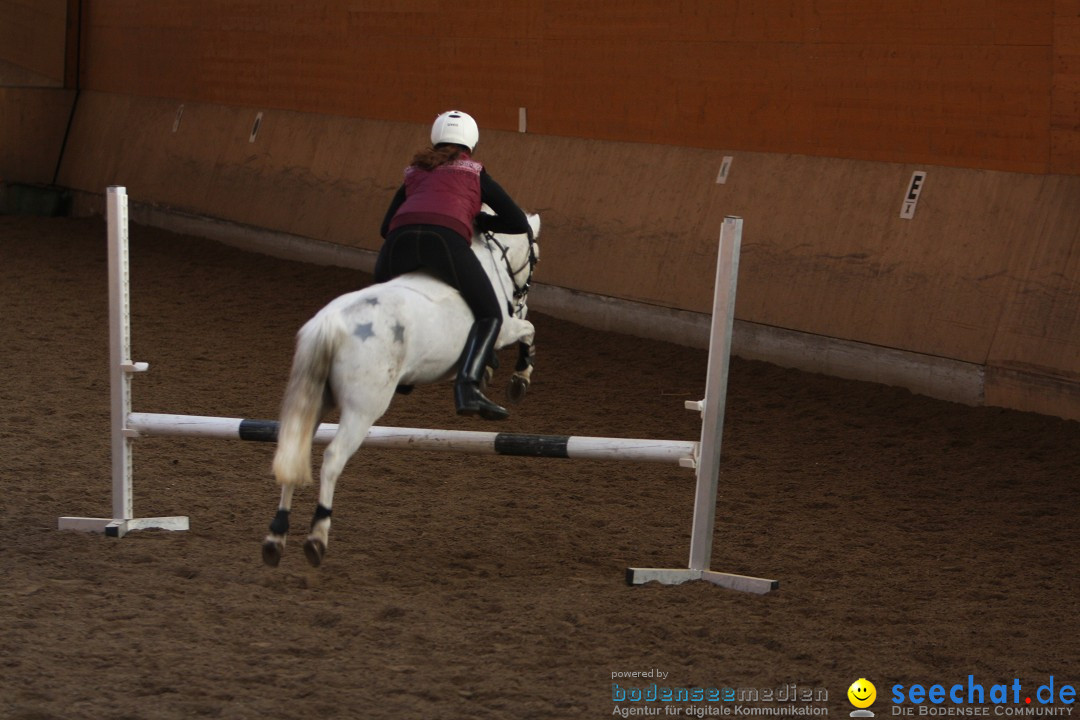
xmin=376 ymin=110 xmax=533 ymax=421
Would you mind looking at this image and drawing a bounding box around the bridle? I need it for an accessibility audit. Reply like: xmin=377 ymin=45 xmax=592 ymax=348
xmin=483 ymin=230 xmax=538 ymax=318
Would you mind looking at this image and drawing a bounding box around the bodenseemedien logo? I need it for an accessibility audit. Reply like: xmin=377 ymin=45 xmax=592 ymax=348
xmin=848 ymin=678 xmax=877 ymax=717
xmin=608 ymin=673 xmax=830 ymax=717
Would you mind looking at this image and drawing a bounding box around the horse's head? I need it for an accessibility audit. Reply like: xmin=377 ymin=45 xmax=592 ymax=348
xmin=477 ymin=212 xmax=540 ymax=318
xmin=508 ymin=213 xmax=539 ymax=307
xmin=522 ymin=212 xmax=540 ymax=277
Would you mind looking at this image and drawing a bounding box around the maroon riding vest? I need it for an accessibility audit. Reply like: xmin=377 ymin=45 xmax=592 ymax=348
xmin=388 ymin=155 xmax=483 ymax=242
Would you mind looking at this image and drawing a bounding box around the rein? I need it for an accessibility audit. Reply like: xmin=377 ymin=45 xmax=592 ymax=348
xmin=483 ymin=230 xmax=537 ymax=317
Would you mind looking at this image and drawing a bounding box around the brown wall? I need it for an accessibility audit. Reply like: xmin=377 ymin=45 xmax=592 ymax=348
xmin=76 ymin=0 xmax=1073 ymax=175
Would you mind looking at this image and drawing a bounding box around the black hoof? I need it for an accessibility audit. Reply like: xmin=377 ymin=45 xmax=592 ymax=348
xmin=262 ymin=539 xmax=284 ymax=567
xmin=506 ymin=376 xmax=529 ymax=404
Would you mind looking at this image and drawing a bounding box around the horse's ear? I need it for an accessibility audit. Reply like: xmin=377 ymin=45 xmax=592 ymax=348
xmin=527 ymin=213 xmax=540 ymax=239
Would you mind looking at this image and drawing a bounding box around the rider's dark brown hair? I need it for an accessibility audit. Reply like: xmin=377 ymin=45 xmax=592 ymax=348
xmin=410 ymin=144 xmax=465 ymax=171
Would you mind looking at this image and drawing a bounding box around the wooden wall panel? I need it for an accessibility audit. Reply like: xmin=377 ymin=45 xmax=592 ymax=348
xmin=1053 ymin=0 xmax=1080 ymax=173
xmin=55 ymin=92 xmax=419 ymax=251
xmin=538 ymin=39 xmax=1052 ymax=173
xmin=0 ymin=87 xmax=75 ymax=184
xmin=987 ymin=175 xmax=1080 ymax=385
xmin=75 ymin=0 xmax=1061 ymax=175
xmin=541 ymin=1 xmax=1049 ymax=46
xmin=698 ymin=157 xmax=1062 ymax=365
xmin=0 ymin=0 xmax=66 ymax=85
xmin=807 ymin=0 xmax=1050 ymax=46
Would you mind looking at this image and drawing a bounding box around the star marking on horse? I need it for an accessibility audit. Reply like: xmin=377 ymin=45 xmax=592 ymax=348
xmin=353 ymin=322 xmax=375 ymax=340
xmin=392 ymin=322 xmax=405 ymax=343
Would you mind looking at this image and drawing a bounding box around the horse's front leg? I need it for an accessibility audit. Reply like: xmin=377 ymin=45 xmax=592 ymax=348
xmin=499 ymin=318 xmax=535 ymax=404
xmin=262 ymin=484 xmax=295 ymax=567
xmin=507 ymin=339 xmax=535 ymax=404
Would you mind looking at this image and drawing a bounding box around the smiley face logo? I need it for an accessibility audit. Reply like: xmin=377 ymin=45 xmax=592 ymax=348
xmin=847 ymin=678 xmax=877 ymax=709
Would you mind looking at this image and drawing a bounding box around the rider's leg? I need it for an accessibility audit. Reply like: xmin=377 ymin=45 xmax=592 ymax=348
xmin=395 ymin=226 xmax=509 ymax=420
xmin=443 ymin=242 xmax=509 ymax=421
xmin=453 ymin=316 xmax=508 ymax=420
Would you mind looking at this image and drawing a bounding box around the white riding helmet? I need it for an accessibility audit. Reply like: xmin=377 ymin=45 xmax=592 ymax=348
xmin=431 ymin=110 xmax=479 ymax=152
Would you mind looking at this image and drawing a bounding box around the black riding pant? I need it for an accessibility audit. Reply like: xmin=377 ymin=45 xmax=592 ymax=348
xmin=374 ymin=224 xmax=503 ymax=325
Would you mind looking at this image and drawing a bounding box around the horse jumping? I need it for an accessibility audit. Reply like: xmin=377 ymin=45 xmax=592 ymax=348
xmin=262 ymin=214 xmax=541 ymax=568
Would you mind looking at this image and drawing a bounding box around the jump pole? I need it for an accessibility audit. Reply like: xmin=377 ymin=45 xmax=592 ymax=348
xmin=626 ymin=216 xmax=778 ymax=594
xmin=125 ymin=413 xmax=699 ymax=464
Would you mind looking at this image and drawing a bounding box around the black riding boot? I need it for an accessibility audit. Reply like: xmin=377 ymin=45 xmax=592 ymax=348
xmin=454 ymin=318 xmax=509 ymax=421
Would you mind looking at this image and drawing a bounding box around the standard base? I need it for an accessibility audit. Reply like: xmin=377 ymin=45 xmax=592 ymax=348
xmin=58 ymin=516 xmax=190 ymax=538
xmin=626 ymin=567 xmax=779 ymax=594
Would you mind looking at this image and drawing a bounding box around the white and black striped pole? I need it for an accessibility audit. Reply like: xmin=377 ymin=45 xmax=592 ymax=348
xmin=125 ymin=413 xmax=698 ymax=465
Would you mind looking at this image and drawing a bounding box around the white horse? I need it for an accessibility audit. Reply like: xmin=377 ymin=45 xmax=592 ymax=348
xmin=262 ymin=213 xmax=540 ymax=568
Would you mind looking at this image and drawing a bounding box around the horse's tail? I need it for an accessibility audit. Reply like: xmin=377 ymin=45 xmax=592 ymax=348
xmin=271 ymin=312 xmax=341 ymax=487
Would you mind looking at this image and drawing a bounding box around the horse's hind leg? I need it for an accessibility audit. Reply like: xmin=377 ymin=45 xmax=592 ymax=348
xmin=263 ymin=382 xmax=334 ymax=567
xmin=302 ymin=412 xmax=373 ymax=567
xmin=262 ymin=483 xmax=295 ymax=567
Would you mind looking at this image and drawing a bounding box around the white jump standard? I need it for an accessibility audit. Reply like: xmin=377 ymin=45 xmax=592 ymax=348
xmin=58 ymin=186 xmax=778 ymax=594
xmin=58 ymin=186 xmax=188 ymax=538
xmin=625 ymin=216 xmax=778 ymax=594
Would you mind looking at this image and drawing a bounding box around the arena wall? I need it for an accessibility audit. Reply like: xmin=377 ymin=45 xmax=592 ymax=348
xmin=5 ymin=1 xmax=1080 ymax=421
